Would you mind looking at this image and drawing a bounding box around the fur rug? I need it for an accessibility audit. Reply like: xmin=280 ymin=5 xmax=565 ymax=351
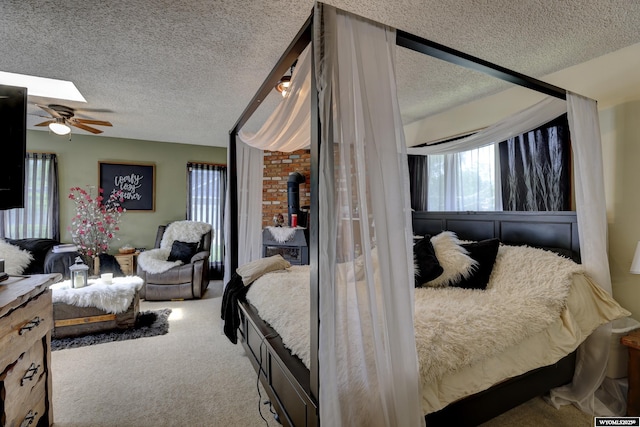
xmin=246 ymin=245 xmax=584 ymax=383
xmin=138 ymin=221 xmax=212 ymax=274
xmin=0 ymin=239 xmax=34 ymax=275
xmin=51 ymin=277 xmax=144 ymax=314
xmin=52 ymin=308 xmax=171 ymax=351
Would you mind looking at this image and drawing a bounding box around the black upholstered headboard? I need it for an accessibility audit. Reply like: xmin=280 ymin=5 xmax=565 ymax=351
xmin=412 ymin=211 xmax=580 ymax=262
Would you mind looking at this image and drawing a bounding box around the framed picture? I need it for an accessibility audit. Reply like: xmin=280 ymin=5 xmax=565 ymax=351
xmin=98 ymin=161 xmax=155 ymax=211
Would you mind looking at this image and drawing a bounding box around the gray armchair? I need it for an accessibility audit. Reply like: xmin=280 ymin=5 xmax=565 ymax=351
xmin=137 ymin=223 xmax=211 ymax=300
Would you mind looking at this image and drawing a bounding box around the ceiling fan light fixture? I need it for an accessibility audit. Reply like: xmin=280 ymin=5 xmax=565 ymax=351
xmin=49 ymin=119 xmax=71 ymax=135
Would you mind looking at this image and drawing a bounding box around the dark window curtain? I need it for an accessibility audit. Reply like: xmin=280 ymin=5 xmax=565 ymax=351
xmin=498 ymin=115 xmax=570 ymax=211
xmin=408 ymin=155 xmax=429 ymax=211
xmin=187 ymin=163 xmax=226 ymax=278
xmin=0 ymin=153 xmax=60 ymax=240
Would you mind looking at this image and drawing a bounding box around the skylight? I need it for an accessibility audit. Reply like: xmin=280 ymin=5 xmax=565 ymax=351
xmin=0 ymin=71 xmax=86 ymax=102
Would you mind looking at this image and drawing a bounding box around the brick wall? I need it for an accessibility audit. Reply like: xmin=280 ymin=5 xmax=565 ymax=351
xmin=263 ymin=150 xmax=311 ymax=228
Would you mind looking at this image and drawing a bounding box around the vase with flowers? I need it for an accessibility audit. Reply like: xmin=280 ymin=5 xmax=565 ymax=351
xmin=68 ymin=186 xmax=125 ymax=275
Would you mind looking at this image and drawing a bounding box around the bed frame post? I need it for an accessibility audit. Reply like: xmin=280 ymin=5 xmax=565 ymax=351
xmin=228 ymin=130 xmax=239 ymax=273
xmin=309 ymin=18 xmax=320 ymax=411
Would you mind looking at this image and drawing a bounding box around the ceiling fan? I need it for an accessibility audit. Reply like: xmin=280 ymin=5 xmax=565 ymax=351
xmin=34 ymin=104 xmax=112 ymax=135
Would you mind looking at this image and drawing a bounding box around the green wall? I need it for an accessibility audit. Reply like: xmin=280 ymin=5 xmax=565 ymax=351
xmin=26 ymin=130 xmax=226 ymax=252
xmin=602 ymin=100 xmax=640 ymax=318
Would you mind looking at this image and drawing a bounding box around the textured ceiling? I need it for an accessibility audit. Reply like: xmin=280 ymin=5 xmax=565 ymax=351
xmin=1 ymin=0 xmax=639 ymax=147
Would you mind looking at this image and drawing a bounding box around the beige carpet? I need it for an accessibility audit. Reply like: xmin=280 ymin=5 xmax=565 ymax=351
xmin=51 ymin=281 xmax=595 ymax=427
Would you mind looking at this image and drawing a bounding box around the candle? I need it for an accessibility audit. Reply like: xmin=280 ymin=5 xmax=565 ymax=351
xmin=101 ymin=273 xmax=113 ymax=284
xmin=74 ymin=275 xmax=84 ymax=288
xmin=291 ymin=214 xmax=298 ymax=227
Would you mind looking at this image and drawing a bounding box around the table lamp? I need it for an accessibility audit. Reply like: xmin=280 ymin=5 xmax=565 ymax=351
xmin=631 ymin=242 xmax=640 ymax=274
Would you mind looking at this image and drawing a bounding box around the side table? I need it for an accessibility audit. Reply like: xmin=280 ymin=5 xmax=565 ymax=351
xmin=622 ymin=330 xmax=640 ymax=415
xmin=114 ymin=252 xmax=139 ymax=276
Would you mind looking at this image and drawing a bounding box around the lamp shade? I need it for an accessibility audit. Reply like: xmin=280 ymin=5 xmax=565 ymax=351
xmin=630 ymin=241 xmax=640 ymax=274
xmin=49 ymin=121 xmax=71 ymax=135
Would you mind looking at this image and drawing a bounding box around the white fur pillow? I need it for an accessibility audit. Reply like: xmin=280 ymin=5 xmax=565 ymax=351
xmin=425 ymin=231 xmax=477 ymax=287
xmin=0 ymin=239 xmax=34 ymax=275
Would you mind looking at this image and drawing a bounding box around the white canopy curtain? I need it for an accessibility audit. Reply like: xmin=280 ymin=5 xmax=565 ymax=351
xmin=315 ymin=4 xmax=423 ymax=426
xmin=406 ymin=96 xmax=567 ymax=156
xmin=549 ymin=93 xmax=617 ymax=416
xmin=238 ymin=45 xmax=312 ymax=152
xmin=223 ymin=141 xmax=263 ymax=285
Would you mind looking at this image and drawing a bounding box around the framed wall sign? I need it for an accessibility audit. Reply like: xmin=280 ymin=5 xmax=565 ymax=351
xmin=99 ymin=161 xmax=156 ymax=211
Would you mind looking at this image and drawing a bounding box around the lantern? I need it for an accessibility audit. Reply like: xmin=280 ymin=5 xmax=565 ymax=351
xmin=69 ymin=256 xmax=89 ymax=288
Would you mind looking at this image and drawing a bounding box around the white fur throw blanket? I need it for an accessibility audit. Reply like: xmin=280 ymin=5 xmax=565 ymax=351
xmin=246 ymin=245 xmax=583 ymax=383
xmin=51 ymin=276 xmax=144 ymax=314
xmin=266 ymin=226 xmax=297 ymax=243
xmin=138 ymin=221 xmax=212 ymax=274
xmin=0 ymin=239 xmax=34 ymax=275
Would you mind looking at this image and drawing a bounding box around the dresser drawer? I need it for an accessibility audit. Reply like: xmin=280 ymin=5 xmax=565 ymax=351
xmin=1 ymin=340 xmax=45 ymax=403
xmin=0 ymin=291 xmax=52 ymax=371
xmin=3 ymin=368 xmax=46 ymax=427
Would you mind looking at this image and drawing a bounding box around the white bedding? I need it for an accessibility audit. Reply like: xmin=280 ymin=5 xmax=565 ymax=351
xmin=245 ymin=245 xmax=630 ymax=414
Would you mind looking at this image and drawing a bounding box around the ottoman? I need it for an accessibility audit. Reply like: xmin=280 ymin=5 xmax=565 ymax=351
xmin=51 ymin=276 xmax=143 ymax=339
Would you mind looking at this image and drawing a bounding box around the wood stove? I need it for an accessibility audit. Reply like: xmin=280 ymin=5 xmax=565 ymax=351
xmin=262 ymin=228 xmax=309 ymax=265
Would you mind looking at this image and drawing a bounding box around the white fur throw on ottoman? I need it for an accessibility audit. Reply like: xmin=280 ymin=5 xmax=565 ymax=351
xmin=50 ymin=276 xmax=144 ymax=314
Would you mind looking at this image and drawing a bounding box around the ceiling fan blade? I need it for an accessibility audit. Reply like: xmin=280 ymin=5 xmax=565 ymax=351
xmin=71 ymin=122 xmax=103 ymax=134
xmin=73 ymin=118 xmax=112 ymax=127
xmin=34 ymin=120 xmax=55 ymax=127
xmin=36 ymin=104 xmax=62 ymax=118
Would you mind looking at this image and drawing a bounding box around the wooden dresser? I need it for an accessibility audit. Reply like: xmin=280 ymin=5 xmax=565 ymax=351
xmin=0 ymin=274 xmax=59 ymax=427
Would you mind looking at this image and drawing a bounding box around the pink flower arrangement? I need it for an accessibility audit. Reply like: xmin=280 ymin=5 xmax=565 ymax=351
xmin=68 ymin=186 xmax=125 ymax=258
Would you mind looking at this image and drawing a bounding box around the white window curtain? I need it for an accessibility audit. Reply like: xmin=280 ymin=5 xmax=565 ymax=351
xmin=315 ymin=4 xmax=423 ymax=426
xmin=223 ymin=141 xmax=264 ymax=285
xmin=0 ymin=153 xmax=59 ymax=240
xmin=187 ymin=163 xmax=226 ymax=274
xmin=427 ymin=145 xmax=502 ymax=211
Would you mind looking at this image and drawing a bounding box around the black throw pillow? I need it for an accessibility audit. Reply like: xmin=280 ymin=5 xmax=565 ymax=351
xmin=413 ymin=236 xmax=444 ymax=287
xmin=168 ymin=241 xmax=199 ymax=264
xmin=451 ymin=238 xmax=500 ymax=290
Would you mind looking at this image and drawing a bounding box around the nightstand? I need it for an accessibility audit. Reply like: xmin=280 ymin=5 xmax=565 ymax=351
xmin=622 ymin=330 xmax=640 ymax=415
xmin=114 ymin=252 xmax=139 ymax=276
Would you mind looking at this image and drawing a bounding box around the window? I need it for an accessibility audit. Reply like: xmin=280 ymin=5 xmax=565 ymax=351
xmin=187 ymin=163 xmax=226 ymax=276
xmin=0 ymin=153 xmax=59 ymax=239
xmin=427 ymin=145 xmax=499 ymax=211
xmin=425 ymin=145 xmax=500 ymax=211
xmin=408 ymin=115 xmax=570 ymax=212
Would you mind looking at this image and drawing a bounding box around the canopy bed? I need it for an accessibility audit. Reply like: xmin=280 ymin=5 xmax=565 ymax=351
xmin=224 ymin=3 xmax=626 ymax=426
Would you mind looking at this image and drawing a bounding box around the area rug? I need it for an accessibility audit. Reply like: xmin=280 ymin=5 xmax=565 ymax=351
xmin=52 ymin=308 xmax=171 ymax=351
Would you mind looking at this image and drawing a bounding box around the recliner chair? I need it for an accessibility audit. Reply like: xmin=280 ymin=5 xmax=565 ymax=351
xmin=137 ymin=223 xmax=211 ymax=300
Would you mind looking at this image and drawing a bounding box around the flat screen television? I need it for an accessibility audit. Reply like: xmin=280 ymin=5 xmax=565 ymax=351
xmin=0 ymin=84 xmax=27 ymax=210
